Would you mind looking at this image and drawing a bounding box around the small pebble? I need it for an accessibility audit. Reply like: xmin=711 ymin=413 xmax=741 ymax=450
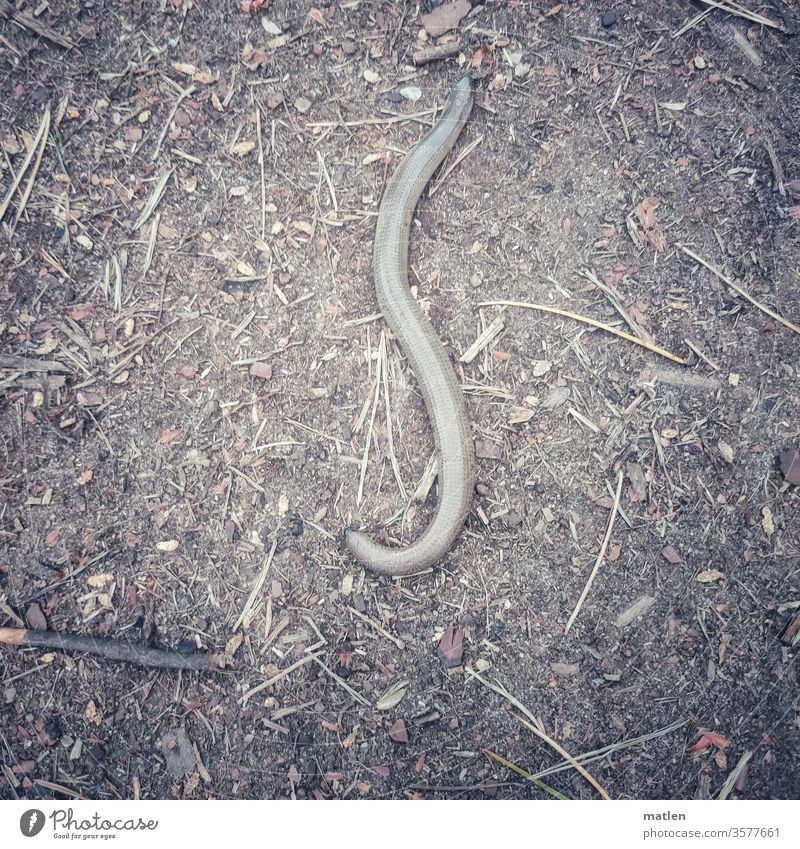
xmin=601 ymin=10 xmax=617 ymax=28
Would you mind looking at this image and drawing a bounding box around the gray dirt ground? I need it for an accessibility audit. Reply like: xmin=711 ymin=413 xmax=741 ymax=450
xmin=1 ymin=0 xmax=799 ymax=800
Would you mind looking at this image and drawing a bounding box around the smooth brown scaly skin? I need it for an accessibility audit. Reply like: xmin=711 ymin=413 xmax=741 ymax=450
xmin=345 ymin=77 xmax=475 ymax=576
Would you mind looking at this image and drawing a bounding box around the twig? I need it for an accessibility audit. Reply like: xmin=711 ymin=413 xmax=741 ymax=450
xmin=565 ymin=469 xmax=624 ymax=634
xmin=348 ymin=607 xmax=405 ymax=650
xmin=151 ymin=84 xmax=195 ymax=161
xmin=257 ymin=106 xmax=266 ymax=241
xmin=673 ymin=7 xmax=713 ymax=37
xmin=413 ymin=40 xmax=464 ymax=66
xmin=240 ymin=651 xmax=322 ymax=704
xmin=34 ymin=779 xmax=87 ymax=800
xmin=0 ymin=628 xmax=223 ymax=671
xmin=582 ymin=269 xmax=654 ymax=344
xmin=679 ymin=245 xmax=800 ymax=334
xmin=479 ymin=300 xmax=688 ymax=364
xmin=306 ymin=107 xmax=438 ymax=129
xmin=460 ymin=313 xmax=505 ymax=364
xmin=514 ymin=713 xmax=612 ymax=800
xmin=683 ymin=338 xmax=720 ymax=371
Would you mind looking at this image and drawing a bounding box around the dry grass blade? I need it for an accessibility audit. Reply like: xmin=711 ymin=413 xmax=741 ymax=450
xmin=479 ymin=300 xmax=688 ymax=364
xmin=429 ymin=134 xmax=483 ymax=197
xmin=132 ymin=168 xmax=174 ymax=231
xmin=0 ymin=107 xmax=50 ymax=224
xmin=696 ymin=0 xmax=783 ymax=30
xmin=356 ymin=331 xmax=384 ymax=505
xmin=515 ymin=714 xmax=612 ymax=800
xmin=530 ymin=718 xmax=689 ymax=780
xmin=468 ymin=670 xmax=544 ymax=731
xmin=34 ymin=779 xmax=87 ymax=800
xmin=482 ymin=749 xmax=569 ymax=799
xmin=679 ymin=245 xmax=800 ymax=335
xmin=468 ymin=671 xmax=611 ymax=799
xmin=312 ymin=656 xmax=371 ymax=706
xmin=9 ymin=111 xmax=50 ymax=234
xmin=565 ymin=469 xmax=624 ymax=634
xmin=718 ymin=750 xmax=753 ymax=799
xmin=232 ymin=538 xmax=277 ymax=631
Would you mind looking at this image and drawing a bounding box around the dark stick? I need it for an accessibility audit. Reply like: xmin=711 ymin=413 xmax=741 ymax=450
xmin=412 ymin=41 xmax=464 ymax=66
xmin=0 ymin=628 xmax=223 ymax=672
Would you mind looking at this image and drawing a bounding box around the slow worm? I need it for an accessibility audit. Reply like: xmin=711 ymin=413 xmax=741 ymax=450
xmin=345 ymin=76 xmax=476 ymax=576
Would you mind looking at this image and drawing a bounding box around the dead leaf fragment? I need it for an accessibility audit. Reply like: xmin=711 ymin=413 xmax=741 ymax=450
xmin=437 ymin=622 xmax=463 ymax=668
xmin=85 ymin=700 xmax=102 ymax=726
xmin=376 ymin=680 xmax=408 ymax=711
xmin=232 ymin=140 xmax=256 ymax=157
xmin=761 ymin=505 xmax=774 ymax=537
xmin=696 ymin=569 xmax=725 ymax=583
xmin=718 ymin=441 xmax=735 ymax=463
xmin=475 ymin=440 xmax=502 ymax=460
xmin=162 ymin=727 xmax=196 ymax=778
xmin=25 ymin=603 xmax=47 ymax=631
xmin=661 ymin=545 xmax=682 ymax=564
xmin=779 ymin=449 xmax=799 ymax=485
xmin=614 ymin=595 xmax=655 ymax=628
xmin=689 ymin=730 xmax=731 ymax=753
xmin=159 ymin=428 xmax=183 ymax=445
xmin=249 ymin=362 xmax=273 ymax=380
xmin=634 ymin=196 xmax=666 ymax=252
xmin=388 ymin=719 xmax=409 ymax=743
xmin=87 ymin=573 xmax=113 ymax=589
xmin=241 ymin=43 xmax=268 ymax=70
xmin=418 ymin=0 xmax=471 ymax=37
